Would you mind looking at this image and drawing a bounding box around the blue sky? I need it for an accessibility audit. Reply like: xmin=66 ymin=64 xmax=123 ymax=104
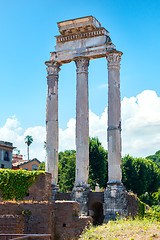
xmin=0 ymin=0 xmax=160 ymax=160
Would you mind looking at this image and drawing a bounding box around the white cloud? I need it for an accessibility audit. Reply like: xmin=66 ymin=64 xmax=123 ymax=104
xmin=122 ymin=90 xmax=160 ymax=157
xmin=0 ymin=116 xmax=46 ymax=162
xmin=98 ymin=83 xmax=108 ymax=89
xmin=1 ymin=90 xmax=160 ymax=161
xmin=89 ymin=108 xmax=107 ymax=149
xmin=59 ymin=118 xmax=76 ymax=151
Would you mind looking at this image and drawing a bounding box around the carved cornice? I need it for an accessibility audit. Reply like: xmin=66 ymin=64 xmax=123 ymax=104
xmin=56 ymin=28 xmax=110 ymax=43
xmin=57 ymin=16 xmax=101 ymax=35
xmin=74 ymin=57 xmax=89 ymax=74
xmin=106 ymin=51 xmax=123 ymax=69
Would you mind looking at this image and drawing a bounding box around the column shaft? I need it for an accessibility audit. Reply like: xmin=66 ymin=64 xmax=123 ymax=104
xmin=45 ymin=61 xmax=61 ymax=184
xmin=107 ymin=51 xmax=123 ymax=183
xmin=74 ymin=57 xmax=89 ymax=185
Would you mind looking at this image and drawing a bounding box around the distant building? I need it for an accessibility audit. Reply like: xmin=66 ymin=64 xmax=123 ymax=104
xmin=12 ymin=158 xmax=40 ymax=171
xmin=0 ymin=141 xmax=15 ymax=169
xmin=12 ymin=154 xmax=23 ymax=163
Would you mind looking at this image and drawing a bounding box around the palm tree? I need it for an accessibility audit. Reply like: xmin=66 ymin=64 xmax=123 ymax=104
xmin=25 ymin=135 xmax=33 ymax=160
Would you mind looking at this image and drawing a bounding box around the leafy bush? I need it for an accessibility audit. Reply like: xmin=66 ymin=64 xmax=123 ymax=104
xmin=137 ymin=197 xmax=160 ymax=222
xmin=122 ymin=155 xmax=160 ymax=196
xmin=140 ymin=190 xmax=160 ymax=206
xmin=0 ymin=169 xmax=43 ymax=200
xmin=145 ymin=205 xmax=160 ymax=222
xmin=138 ymin=198 xmax=146 ymax=218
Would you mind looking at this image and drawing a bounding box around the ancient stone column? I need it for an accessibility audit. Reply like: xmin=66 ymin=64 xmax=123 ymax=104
xmin=107 ymin=50 xmax=123 ymax=184
xmin=45 ymin=61 xmax=61 ymax=185
xmin=71 ymin=57 xmax=90 ymax=215
xmin=103 ymin=50 xmax=128 ymax=221
xmin=74 ymin=56 xmax=90 ymax=186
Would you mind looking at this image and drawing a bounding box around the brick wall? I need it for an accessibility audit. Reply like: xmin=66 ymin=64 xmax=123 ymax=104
xmin=0 ymin=172 xmax=52 ymax=202
xmin=0 ymin=214 xmax=24 ymax=235
xmin=0 ymin=201 xmax=92 ymax=240
xmin=19 ymin=160 xmax=40 ymax=171
xmin=0 ymin=202 xmax=55 ymax=240
xmin=54 ymin=201 xmax=92 ymax=240
xmin=24 ymin=172 xmax=52 ymax=201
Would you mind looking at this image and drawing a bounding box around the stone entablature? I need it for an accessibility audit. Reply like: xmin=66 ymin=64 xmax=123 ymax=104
xmin=55 ymin=27 xmax=110 ymax=43
xmin=57 ymin=16 xmax=101 ymax=35
xmin=50 ymin=16 xmax=115 ymax=64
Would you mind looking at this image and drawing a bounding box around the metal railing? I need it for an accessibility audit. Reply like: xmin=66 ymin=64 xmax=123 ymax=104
xmin=0 ymin=234 xmax=51 ymax=240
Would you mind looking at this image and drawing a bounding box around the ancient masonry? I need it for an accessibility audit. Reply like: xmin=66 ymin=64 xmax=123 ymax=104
xmin=45 ymin=16 xmax=128 ymax=220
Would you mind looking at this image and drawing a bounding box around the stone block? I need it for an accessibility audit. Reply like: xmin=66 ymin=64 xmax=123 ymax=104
xmin=103 ymin=183 xmax=128 ymax=222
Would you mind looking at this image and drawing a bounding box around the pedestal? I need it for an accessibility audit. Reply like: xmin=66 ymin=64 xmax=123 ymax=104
xmin=71 ymin=183 xmax=91 ymax=215
xmin=51 ymin=183 xmax=59 ymax=201
xmin=103 ymin=182 xmax=128 ymax=222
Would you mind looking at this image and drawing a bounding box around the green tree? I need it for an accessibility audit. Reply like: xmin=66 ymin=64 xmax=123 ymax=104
xmin=58 ymin=150 xmax=76 ymax=192
xmin=39 ymin=161 xmax=45 ymax=171
xmin=122 ymin=155 xmax=160 ymax=196
xmin=25 ymin=135 xmax=33 ymax=160
xmin=57 ymin=137 xmax=108 ymax=192
xmin=146 ymin=150 xmax=160 ymax=167
xmin=89 ymin=137 xmax=108 ymax=189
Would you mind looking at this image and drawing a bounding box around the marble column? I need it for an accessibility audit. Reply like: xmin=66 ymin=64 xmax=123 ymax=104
xmin=74 ymin=56 xmax=90 ymax=186
xmin=106 ymin=51 xmax=123 ymax=184
xmin=45 ymin=60 xmax=61 ymax=185
xmin=103 ymin=50 xmax=128 ymax=222
xmin=71 ymin=57 xmax=90 ymax=215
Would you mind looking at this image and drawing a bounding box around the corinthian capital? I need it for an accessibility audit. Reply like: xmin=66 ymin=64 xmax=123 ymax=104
xmin=74 ymin=57 xmax=89 ymax=73
xmin=106 ymin=51 xmax=123 ymax=69
xmin=45 ymin=61 xmax=61 ymax=76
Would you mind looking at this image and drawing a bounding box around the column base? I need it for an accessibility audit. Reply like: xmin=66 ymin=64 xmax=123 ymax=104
xmin=51 ymin=183 xmax=59 ymax=201
xmin=71 ymin=182 xmax=91 ymax=215
xmin=103 ymin=182 xmax=128 ymax=222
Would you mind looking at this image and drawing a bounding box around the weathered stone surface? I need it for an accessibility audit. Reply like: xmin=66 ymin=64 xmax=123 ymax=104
xmin=107 ymin=50 xmax=123 ymax=183
xmin=51 ymin=183 xmax=59 ymax=201
xmin=51 ymin=16 xmax=115 ymax=64
xmin=75 ymin=56 xmax=89 ymax=185
xmin=0 ymin=201 xmax=92 ymax=240
xmin=57 ymin=16 xmax=101 ymax=35
xmin=103 ymin=183 xmax=128 ymax=222
xmin=71 ymin=183 xmax=91 ymax=215
xmin=45 ymin=61 xmax=61 ymax=184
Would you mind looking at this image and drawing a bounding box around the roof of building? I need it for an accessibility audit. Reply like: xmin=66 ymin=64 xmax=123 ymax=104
xmin=12 ymin=158 xmax=41 ymax=167
xmin=0 ymin=141 xmax=16 ymax=150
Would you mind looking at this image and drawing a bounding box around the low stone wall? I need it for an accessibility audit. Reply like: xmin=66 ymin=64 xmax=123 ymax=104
xmin=0 ymin=202 xmax=54 ymax=239
xmin=0 ymin=201 xmax=92 ymax=240
xmin=0 ymin=214 xmax=24 ymax=235
xmin=127 ymin=192 xmax=139 ymax=217
xmin=55 ymin=192 xmax=71 ymax=200
xmin=55 ymin=201 xmax=92 ymax=240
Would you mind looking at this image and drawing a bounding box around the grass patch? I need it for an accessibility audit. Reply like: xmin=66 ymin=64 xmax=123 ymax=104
xmin=79 ymin=218 xmax=160 ymax=240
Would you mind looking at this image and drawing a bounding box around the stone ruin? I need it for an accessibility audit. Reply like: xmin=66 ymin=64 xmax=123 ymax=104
xmin=0 ymin=16 xmax=139 ymax=240
xmin=45 ymin=16 xmax=134 ymax=222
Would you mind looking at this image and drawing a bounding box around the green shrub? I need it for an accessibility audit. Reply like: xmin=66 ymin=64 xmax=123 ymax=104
xmin=137 ymin=197 xmax=160 ymax=222
xmin=145 ymin=205 xmax=160 ymax=222
xmin=0 ymin=169 xmax=44 ymax=200
xmin=139 ymin=190 xmax=160 ymax=206
xmin=138 ymin=198 xmax=146 ymax=218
